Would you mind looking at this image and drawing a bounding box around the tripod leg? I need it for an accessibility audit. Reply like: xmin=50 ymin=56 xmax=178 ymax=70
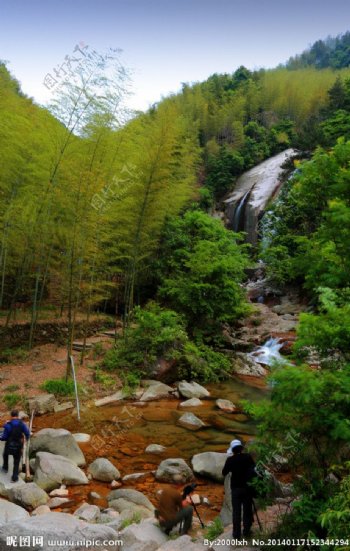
xmin=252 ymin=499 xmax=262 ymax=531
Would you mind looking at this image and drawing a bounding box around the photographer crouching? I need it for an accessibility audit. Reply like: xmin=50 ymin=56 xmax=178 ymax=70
xmin=155 ymin=484 xmax=194 ymax=535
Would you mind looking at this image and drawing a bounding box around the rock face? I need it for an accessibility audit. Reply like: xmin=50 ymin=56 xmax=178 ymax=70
xmin=216 ymin=399 xmax=236 ymax=412
xmin=155 ymin=458 xmax=194 ymax=483
xmin=232 ymin=353 xmax=268 ymax=377
xmin=0 ymin=512 xmax=120 ymax=551
xmin=30 ymin=428 xmax=86 ymax=466
xmin=223 ymin=149 xmax=297 ymax=245
xmin=7 ymin=482 xmax=49 ymax=510
xmin=119 ymin=519 xmax=167 ymax=550
xmin=178 ymin=412 xmax=205 ymax=430
xmin=177 ymin=381 xmax=210 ymax=399
xmin=34 ymin=452 xmax=88 ymax=491
xmin=192 ymin=452 xmax=227 ymax=482
xmin=179 ymin=398 xmax=203 ymax=407
xmin=88 ymin=458 xmax=121 ymax=482
xmin=0 ymin=498 xmax=29 ymax=524
xmin=107 ymin=489 xmax=155 ymax=520
xmin=140 ymin=381 xmax=174 ymax=401
xmin=28 ymin=394 xmax=57 ymax=415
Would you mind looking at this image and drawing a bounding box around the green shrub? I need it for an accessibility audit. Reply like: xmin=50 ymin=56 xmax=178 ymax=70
xmin=120 ymin=370 xmax=142 ymax=396
xmin=40 ymin=378 xmax=77 ymax=396
xmin=119 ymin=511 xmax=142 ymax=530
xmin=93 ymin=368 xmax=116 ymax=388
xmin=204 ymin=517 xmax=224 ymax=540
xmin=102 ymin=302 xmax=187 ymax=373
xmin=320 ymin=466 xmax=350 ymax=545
xmin=178 ymin=341 xmax=231 ymax=382
xmin=3 ymin=393 xmax=21 ymax=409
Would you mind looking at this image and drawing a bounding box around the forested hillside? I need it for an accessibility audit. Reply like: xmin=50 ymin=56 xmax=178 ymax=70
xmin=1 ymin=33 xmax=350 ymax=545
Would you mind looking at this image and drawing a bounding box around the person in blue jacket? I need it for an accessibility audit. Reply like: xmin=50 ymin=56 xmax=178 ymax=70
xmin=1 ymin=410 xmax=30 ymax=482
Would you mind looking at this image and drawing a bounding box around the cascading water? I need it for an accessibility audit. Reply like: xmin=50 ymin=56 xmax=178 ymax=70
xmin=232 ymin=190 xmax=250 ymax=232
xmin=249 ymin=337 xmax=288 ymax=366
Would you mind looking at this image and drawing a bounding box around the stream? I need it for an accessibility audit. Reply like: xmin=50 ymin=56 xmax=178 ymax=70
xmin=32 ymin=377 xmax=269 ymax=517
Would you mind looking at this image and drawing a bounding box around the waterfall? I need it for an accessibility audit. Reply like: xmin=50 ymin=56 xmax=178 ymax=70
xmin=224 ymin=149 xmax=297 ymax=244
xmin=232 ymin=190 xmax=250 ymax=232
xmin=248 ymin=337 xmax=288 ymax=366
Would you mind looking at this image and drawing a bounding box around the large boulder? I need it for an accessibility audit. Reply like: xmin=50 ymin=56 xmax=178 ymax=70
xmin=88 ymin=458 xmax=120 ymax=482
xmin=7 ymin=482 xmax=49 ymax=510
xmin=107 ymin=489 xmax=154 ymax=520
xmin=155 ymin=458 xmax=194 ymax=483
xmin=0 ymin=498 xmax=29 ymax=524
xmin=119 ymin=519 xmax=167 ymax=550
xmin=30 ymin=428 xmax=85 ymax=466
xmin=34 ymin=452 xmax=88 ymax=491
xmin=178 ymin=412 xmax=205 ymax=431
xmin=0 ymin=512 xmax=121 ymax=551
xmin=28 ymin=394 xmax=57 ymax=415
xmin=177 ymin=381 xmax=210 ymax=399
xmin=192 ymin=452 xmax=227 ymax=482
xmin=140 ymin=382 xmax=174 ymax=401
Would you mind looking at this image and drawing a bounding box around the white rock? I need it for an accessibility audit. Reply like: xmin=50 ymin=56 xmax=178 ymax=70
xmin=88 ymin=458 xmax=120 ymax=482
xmin=72 ymin=433 xmax=91 ymax=443
xmin=94 ymin=391 xmax=125 ymax=407
xmin=0 ymin=512 xmax=119 ymax=550
xmin=28 ymin=394 xmax=57 ymax=415
xmin=178 ymin=412 xmax=205 ymax=430
xmin=179 ymin=397 xmax=203 ymax=407
xmin=0 ymin=498 xmax=29 ymax=524
xmin=7 ymin=482 xmax=49 ymax=510
xmin=192 ymin=451 xmax=227 ymax=482
xmin=74 ymin=502 xmax=100 ymax=522
xmin=31 ymin=505 xmax=51 ymax=516
xmin=34 ymin=452 xmax=88 ymax=491
xmin=177 ymin=381 xmax=210 ymax=399
xmin=140 ymin=382 xmax=174 ymax=402
xmin=47 ymin=497 xmax=72 ymax=509
xmin=30 ymin=428 xmax=85 ymax=466
xmin=155 ymin=458 xmax=194 ymax=483
xmin=145 ymin=444 xmax=166 ymax=454
xmin=49 ymin=488 xmax=69 ymax=497
xmin=216 ymin=399 xmax=236 ymax=412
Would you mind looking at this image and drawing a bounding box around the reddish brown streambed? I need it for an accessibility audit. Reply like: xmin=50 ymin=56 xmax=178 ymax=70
xmin=31 ymin=377 xmax=269 ymax=522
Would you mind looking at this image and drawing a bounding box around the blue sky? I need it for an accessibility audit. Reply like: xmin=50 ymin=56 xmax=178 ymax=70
xmin=1 ymin=0 xmax=350 ymax=111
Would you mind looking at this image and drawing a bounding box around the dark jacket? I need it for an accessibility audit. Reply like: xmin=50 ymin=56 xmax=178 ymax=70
xmin=1 ymin=419 xmax=30 ymax=445
xmin=222 ymin=452 xmax=256 ymax=489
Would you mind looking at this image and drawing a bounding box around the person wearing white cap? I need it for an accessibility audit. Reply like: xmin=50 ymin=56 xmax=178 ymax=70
xmin=222 ymin=439 xmax=255 ymax=539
